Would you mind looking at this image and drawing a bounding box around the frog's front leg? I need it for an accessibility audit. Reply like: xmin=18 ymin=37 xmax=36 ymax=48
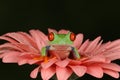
xmin=41 ymin=46 xmax=50 ymax=62
xmin=41 ymin=46 xmax=50 ymax=56
xmin=71 ymin=47 xmax=80 ymax=59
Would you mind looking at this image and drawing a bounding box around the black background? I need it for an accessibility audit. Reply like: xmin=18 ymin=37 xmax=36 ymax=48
xmin=0 ymin=0 xmax=120 ymax=80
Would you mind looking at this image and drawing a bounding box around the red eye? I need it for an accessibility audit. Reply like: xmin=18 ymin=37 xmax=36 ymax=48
xmin=48 ymin=32 xmax=54 ymax=41
xmin=70 ymin=32 xmax=76 ymax=41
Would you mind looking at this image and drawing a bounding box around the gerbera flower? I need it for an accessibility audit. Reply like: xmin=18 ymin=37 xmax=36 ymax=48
xmin=0 ymin=28 xmax=120 ymax=80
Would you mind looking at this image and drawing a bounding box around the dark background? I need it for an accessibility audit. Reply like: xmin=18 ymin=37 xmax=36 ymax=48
xmin=0 ymin=0 xmax=120 ymax=80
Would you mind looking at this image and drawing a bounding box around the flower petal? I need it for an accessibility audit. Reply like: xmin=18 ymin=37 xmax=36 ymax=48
xmin=87 ymin=65 xmax=103 ymax=78
xmin=95 ymin=41 xmax=111 ymax=54
xmin=58 ymin=29 xmax=69 ymax=34
xmin=0 ymin=43 xmax=23 ymax=52
xmin=92 ymin=40 xmax=103 ymax=55
xmin=48 ymin=28 xmax=57 ymax=33
xmin=84 ymin=55 xmax=106 ymax=63
xmin=105 ymin=52 xmax=120 ymax=61
xmin=18 ymin=59 xmax=28 ymax=65
xmin=14 ymin=43 xmax=37 ymax=53
xmin=30 ymin=66 xmax=40 ymax=78
xmin=36 ymin=30 xmax=48 ymax=44
xmin=0 ymin=36 xmax=18 ymax=43
xmin=18 ymin=32 xmax=38 ymax=48
xmin=69 ymin=59 xmax=82 ymax=65
xmin=3 ymin=52 xmax=20 ymax=63
xmin=69 ymin=66 xmax=87 ymax=77
xmin=0 ymin=53 xmax=8 ymax=58
xmin=106 ymin=39 xmax=120 ymax=49
xmin=99 ymin=63 xmax=120 ymax=72
xmin=4 ymin=32 xmax=31 ymax=45
xmin=73 ymin=33 xmax=83 ymax=49
xmin=28 ymin=59 xmax=41 ymax=65
xmin=41 ymin=58 xmax=57 ymax=69
xmin=78 ymin=39 xmax=89 ymax=54
xmin=29 ymin=30 xmax=47 ymax=51
xmin=103 ymin=69 xmax=119 ymax=78
xmin=56 ymin=66 xmax=72 ymax=80
xmin=55 ymin=58 xmax=70 ymax=67
xmin=41 ymin=66 xmax=56 ymax=80
xmin=85 ymin=36 xmax=101 ymax=53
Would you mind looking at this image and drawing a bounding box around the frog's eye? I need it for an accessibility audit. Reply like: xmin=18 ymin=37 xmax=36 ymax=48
xmin=48 ymin=32 xmax=54 ymax=41
xmin=70 ymin=32 xmax=76 ymax=41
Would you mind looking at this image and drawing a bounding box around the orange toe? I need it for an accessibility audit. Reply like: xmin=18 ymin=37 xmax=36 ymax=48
xmin=44 ymin=56 xmax=48 ymax=63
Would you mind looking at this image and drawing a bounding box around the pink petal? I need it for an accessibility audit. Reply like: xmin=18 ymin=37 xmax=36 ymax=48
xmin=56 ymin=66 xmax=72 ymax=80
xmin=28 ymin=59 xmax=41 ymax=65
xmin=99 ymin=63 xmax=120 ymax=71
xmin=84 ymin=55 xmax=106 ymax=63
xmin=18 ymin=53 xmax=41 ymax=65
xmin=91 ymin=40 xmax=103 ymax=55
xmin=73 ymin=33 xmax=83 ymax=49
xmin=69 ymin=66 xmax=87 ymax=77
xmin=36 ymin=30 xmax=48 ymax=44
xmin=0 ymin=50 xmax=8 ymax=53
xmin=87 ymin=65 xmax=103 ymax=78
xmin=48 ymin=28 xmax=57 ymax=33
xmin=55 ymin=58 xmax=70 ymax=67
xmin=0 ymin=43 xmax=37 ymax=53
xmin=104 ymin=44 xmax=120 ymax=54
xmin=0 ymin=36 xmax=18 ymax=43
xmin=69 ymin=59 xmax=82 ymax=65
xmin=29 ymin=30 xmax=43 ymax=50
xmin=95 ymin=41 xmax=111 ymax=54
xmin=85 ymin=36 xmax=101 ymax=53
xmin=0 ymin=53 xmax=9 ymax=58
xmin=41 ymin=66 xmax=56 ymax=80
xmin=29 ymin=30 xmax=47 ymax=51
xmin=14 ymin=43 xmax=37 ymax=53
xmin=30 ymin=66 xmax=40 ymax=78
xmin=18 ymin=32 xmax=38 ymax=48
xmin=103 ymin=69 xmax=119 ymax=78
xmin=0 ymin=43 xmax=23 ymax=52
xmin=58 ymin=29 xmax=69 ymax=34
xmin=78 ymin=39 xmax=89 ymax=54
xmin=105 ymin=52 xmax=120 ymax=61
xmin=106 ymin=39 xmax=120 ymax=49
xmin=19 ymin=52 xmax=39 ymax=57
xmin=4 ymin=32 xmax=31 ymax=45
xmin=41 ymin=58 xmax=57 ymax=69
xmin=18 ymin=59 xmax=28 ymax=65
xmin=95 ymin=40 xmax=103 ymax=49
xmin=3 ymin=52 xmax=20 ymax=63
xmin=109 ymin=55 xmax=120 ymax=61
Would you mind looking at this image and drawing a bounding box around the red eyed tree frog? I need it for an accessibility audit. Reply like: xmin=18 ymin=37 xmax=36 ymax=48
xmin=41 ymin=32 xmax=80 ymax=60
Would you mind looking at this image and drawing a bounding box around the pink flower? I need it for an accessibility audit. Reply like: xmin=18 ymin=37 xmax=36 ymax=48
xmin=0 ymin=28 xmax=120 ymax=80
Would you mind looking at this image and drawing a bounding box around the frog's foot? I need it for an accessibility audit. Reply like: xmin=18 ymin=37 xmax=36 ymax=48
xmin=75 ymin=57 xmax=80 ymax=60
xmin=43 ymin=56 xmax=57 ymax=63
xmin=33 ymin=56 xmax=43 ymax=60
xmin=43 ymin=56 xmax=49 ymax=63
xmin=33 ymin=56 xmax=49 ymax=63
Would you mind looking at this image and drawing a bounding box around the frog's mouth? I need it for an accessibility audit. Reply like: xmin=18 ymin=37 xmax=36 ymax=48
xmin=50 ymin=45 xmax=72 ymax=50
xmin=48 ymin=45 xmax=73 ymax=60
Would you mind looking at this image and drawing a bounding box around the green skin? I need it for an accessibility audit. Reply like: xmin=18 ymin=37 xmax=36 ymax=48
xmin=41 ymin=32 xmax=80 ymax=59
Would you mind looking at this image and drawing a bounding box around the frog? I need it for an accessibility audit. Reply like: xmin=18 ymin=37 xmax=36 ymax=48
xmin=41 ymin=32 xmax=80 ymax=60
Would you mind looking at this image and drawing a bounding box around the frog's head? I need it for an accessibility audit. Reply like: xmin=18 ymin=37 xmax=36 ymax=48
xmin=48 ymin=32 xmax=76 ymax=45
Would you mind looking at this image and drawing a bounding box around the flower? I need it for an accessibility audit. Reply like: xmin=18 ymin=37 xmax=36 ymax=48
xmin=0 ymin=28 xmax=120 ymax=80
